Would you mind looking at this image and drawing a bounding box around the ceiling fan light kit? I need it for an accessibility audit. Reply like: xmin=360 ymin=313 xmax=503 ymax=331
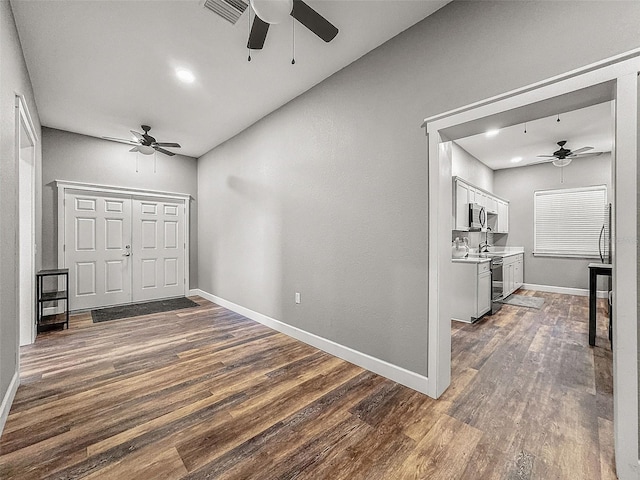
xmin=250 ymin=0 xmax=293 ymax=24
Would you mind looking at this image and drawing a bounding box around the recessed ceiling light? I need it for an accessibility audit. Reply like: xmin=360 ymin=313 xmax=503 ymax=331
xmin=485 ymin=129 xmax=500 ymax=138
xmin=175 ymin=68 xmax=195 ymax=84
xmin=511 ymin=156 xmax=523 ymax=163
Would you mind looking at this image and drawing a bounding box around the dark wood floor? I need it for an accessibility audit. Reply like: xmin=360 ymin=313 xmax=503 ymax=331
xmin=0 ymin=291 xmax=613 ymax=479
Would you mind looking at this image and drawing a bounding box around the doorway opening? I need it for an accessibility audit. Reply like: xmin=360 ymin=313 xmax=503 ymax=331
xmin=16 ymin=95 xmax=37 ymax=346
xmin=423 ymin=53 xmax=640 ymax=478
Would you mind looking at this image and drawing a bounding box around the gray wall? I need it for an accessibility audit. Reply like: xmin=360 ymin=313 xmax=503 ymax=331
xmin=196 ymin=0 xmax=640 ymax=377
xmin=41 ymin=127 xmax=199 ymax=287
xmin=451 ymin=142 xmax=494 ymax=192
xmin=0 ymin=1 xmax=42 ymax=414
xmin=493 ymin=154 xmax=612 ymax=289
xmin=451 ymin=142 xmax=495 ymax=249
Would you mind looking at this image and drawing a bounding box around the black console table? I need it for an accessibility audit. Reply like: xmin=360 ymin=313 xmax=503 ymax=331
xmin=36 ymin=269 xmax=69 ymax=331
xmin=588 ymin=263 xmax=612 ymax=347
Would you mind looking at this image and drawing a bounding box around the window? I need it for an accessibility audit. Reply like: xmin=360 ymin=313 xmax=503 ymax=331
xmin=534 ymin=185 xmax=607 ymax=258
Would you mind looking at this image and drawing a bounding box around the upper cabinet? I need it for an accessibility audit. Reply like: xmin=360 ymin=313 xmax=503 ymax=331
xmin=453 ymin=177 xmax=509 ymax=233
xmin=496 ymin=199 xmax=509 ymax=233
xmin=454 ymin=180 xmax=471 ymax=230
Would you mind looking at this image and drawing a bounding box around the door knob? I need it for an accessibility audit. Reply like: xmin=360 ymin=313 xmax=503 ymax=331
xmin=123 ymin=245 xmax=131 ymax=257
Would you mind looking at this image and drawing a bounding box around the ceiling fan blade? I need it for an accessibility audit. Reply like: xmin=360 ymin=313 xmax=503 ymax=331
xmin=129 ymin=146 xmax=140 ymax=152
xmin=291 ymin=0 xmax=338 ymax=42
xmin=536 ymin=155 xmax=556 ymax=158
xmin=154 ymin=146 xmax=175 ymax=156
xmin=153 ymin=142 xmax=181 ymax=148
xmin=130 ymin=130 xmax=144 ymax=142
xmin=248 ymin=16 xmax=269 ymax=49
xmin=568 ymin=146 xmax=593 ymax=155
xmin=573 ymin=151 xmax=604 ymax=158
xmin=102 ymin=136 xmax=140 ymax=146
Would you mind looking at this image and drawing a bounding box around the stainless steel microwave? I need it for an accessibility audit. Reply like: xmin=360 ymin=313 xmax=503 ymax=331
xmin=469 ymin=203 xmax=486 ymax=230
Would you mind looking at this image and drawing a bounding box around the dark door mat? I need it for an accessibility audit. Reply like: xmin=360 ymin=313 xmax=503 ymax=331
xmin=500 ymin=294 xmax=545 ymax=309
xmin=92 ymin=297 xmax=199 ymax=323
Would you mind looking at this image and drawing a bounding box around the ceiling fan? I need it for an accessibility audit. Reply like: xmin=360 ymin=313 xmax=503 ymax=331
xmin=535 ymin=140 xmax=602 ymax=167
xmin=247 ymin=0 xmax=338 ymax=50
xmin=102 ymin=125 xmax=181 ymax=156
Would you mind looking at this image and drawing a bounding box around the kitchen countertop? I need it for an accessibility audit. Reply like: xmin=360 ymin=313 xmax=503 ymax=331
xmin=452 ymin=247 xmax=524 ymax=263
xmin=452 ymin=257 xmax=491 ymax=264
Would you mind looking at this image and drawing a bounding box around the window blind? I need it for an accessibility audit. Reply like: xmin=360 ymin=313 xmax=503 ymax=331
xmin=534 ymin=185 xmax=607 ymax=257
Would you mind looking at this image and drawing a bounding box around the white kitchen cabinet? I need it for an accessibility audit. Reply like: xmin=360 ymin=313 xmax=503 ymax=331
xmin=454 ymin=180 xmax=470 ymax=230
xmin=485 ymin=195 xmax=498 ymax=214
xmin=477 ymin=267 xmax=492 ymax=317
xmin=475 ymin=190 xmax=487 ymax=209
xmin=453 ymin=177 xmax=508 ymax=233
xmin=496 ymin=200 xmax=509 ymax=233
xmin=451 ymin=260 xmax=492 ymax=323
xmin=502 ymin=253 xmax=523 ymax=297
xmin=514 ymin=256 xmax=523 ymax=289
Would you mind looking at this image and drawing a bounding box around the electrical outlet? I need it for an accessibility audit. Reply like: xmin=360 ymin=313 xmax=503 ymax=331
xmin=295 ymin=292 xmax=301 ymax=304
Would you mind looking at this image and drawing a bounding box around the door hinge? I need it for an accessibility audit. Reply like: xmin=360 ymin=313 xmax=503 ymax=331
xmin=63 ymin=244 xmax=66 ymax=252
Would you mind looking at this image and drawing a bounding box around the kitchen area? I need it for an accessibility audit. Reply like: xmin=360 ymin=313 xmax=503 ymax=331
xmin=451 ymin=175 xmax=524 ymax=323
xmin=448 ymin=101 xmax=613 ymax=326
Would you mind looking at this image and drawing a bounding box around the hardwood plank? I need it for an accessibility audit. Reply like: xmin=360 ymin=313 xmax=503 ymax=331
xmin=396 ymin=414 xmax=484 ymax=479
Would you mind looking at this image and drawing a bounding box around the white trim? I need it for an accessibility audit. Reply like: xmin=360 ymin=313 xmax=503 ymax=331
xmin=191 ymin=289 xmax=430 ymax=395
xmin=54 ymin=180 xmax=192 ymax=201
xmin=15 ymin=94 xmax=37 ymax=346
xmin=422 ymin=47 xmax=640 ymax=127
xmin=0 ymin=370 xmax=19 ymax=436
xmin=522 ymin=284 xmax=608 ymax=298
xmin=424 ymin=50 xmax=640 ymax=478
xmin=57 ymin=180 xmax=191 ymax=307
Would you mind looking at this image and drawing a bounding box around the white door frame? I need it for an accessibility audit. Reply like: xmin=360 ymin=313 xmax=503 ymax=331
xmin=15 ymin=94 xmax=37 ymax=346
xmin=423 ymin=49 xmax=640 ymax=478
xmin=56 ymin=180 xmax=192 ymax=308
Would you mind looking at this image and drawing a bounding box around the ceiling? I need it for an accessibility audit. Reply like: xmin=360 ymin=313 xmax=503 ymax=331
xmin=455 ymin=101 xmax=614 ymax=170
xmin=11 ymin=0 xmax=450 ymax=158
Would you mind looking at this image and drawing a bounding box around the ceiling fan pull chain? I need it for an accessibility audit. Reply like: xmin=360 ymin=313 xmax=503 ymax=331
xmin=557 ymin=114 xmax=560 ymax=123
xmin=291 ymin=15 xmax=295 ymax=65
xmin=136 ymin=152 xmax=139 ymax=173
xmin=524 ymin=122 xmax=527 ymax=134
xmin=154 ymin=152 xmax=157 ymax=174
xmin=247 ymin=5 xmax=252 ymax=62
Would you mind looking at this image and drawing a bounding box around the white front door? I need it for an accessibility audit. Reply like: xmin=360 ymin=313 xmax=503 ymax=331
xmin=64 ymin=190 xmax=186 ymax=310
xmin=132 ymin=198 xmax=185 ymax=302
xmin=65 ymin=192 xmax=132 ymax=310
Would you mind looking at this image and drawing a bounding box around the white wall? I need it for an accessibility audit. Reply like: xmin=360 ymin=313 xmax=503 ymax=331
xmin=196 ymin=1 xmax=640 ymax=378
xmin=451 ymin=142 xmax=494 ymax=192
xmin=41 ymin=127 xmax=199 ymax=287
xmin=494 ymin=153 xmax=612 ymax=289
xmin=0 ymin=1 xmax=42 ymax=431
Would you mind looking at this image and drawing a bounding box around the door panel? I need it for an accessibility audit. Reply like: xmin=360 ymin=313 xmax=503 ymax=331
xmin=65 ymin=192 xmax=132 ymax=310
xmin=132 ymin=198 xmax=185 ymax=301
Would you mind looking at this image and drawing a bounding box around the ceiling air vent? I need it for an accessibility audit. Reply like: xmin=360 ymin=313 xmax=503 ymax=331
xmin=201 ymin=0 xmax=248 ymax=25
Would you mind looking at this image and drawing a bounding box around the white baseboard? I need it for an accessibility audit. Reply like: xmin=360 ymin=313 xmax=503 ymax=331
xmin=522 ymin=283 xmax=608 ymax=299
xmin=0 ymin=370 xmax=19 ymax=436
xmin=189 ymin=288 xmax=430 ymax=395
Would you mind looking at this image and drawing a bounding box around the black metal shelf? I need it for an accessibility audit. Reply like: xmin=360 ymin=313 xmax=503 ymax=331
xmin=36 ymin=269 xmax=69 ymax=332
xmin=40 ymin=290 xmax=68 ymax=302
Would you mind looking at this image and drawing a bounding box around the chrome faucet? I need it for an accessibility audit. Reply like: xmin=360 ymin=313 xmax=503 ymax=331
xmin=479 ymin=227 xmax=492 ymax=253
